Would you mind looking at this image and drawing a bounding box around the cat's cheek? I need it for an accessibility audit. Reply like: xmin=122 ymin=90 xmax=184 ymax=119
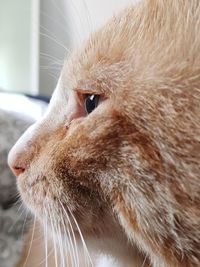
xmin=17 ymin=171 xmax=48 ymax=215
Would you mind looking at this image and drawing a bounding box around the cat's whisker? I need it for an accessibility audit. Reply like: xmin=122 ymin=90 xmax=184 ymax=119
xmin=8 ymin=207 xmax=26 ymax=232
xmin=39 ymin=10 xmax=80 ymax=53
xmin=40 ymin=71 xmax=59 ymax=81
xmin=52 ymin=213 xmax=63 ymax=267
xmin=49 ymin=0 xmax=83 ymax=45
xmin=49 ymin=0 xmax=69 ymax=28
xmin=59 ymin=209 xmax=73 ymax=267
xmin=58 ymin=221 xmax=66 ymax=267
xmin=49 ymin=212 xmax=59 ymax=267
xmin=40 ymin=24 xmax=69 ymax=53
xmin=40 ymin=51 xmax=63 ymax=64
xmin=48 ymin=61 xmax=63 ymax=67
xmin=16 ymin=199 xmax=25 ymax=213
xmin=67 ymin=0 xmax=94 ymax=44
xmin=68 ymin=223 xmax=79 ymax=267
xmin=39 ymin=59 xmax=62 ymax=81
xmin=12 ymin=198 xmax=23 ymax=209
xmin=41 ymin=221 xmax=46 ymax=267
xmin=59 ymin=201 xmax=79 ymax=267
xmin=58 ymin=223 xmax=66 ymax=267
xmin=44 ymin=218 xmax=48 ymax=267
xmin=40 ymin=61 xmax=63 ymax=69
xmin=35 ymin=211 xmax=53 ymax=267
xmin=40 ymin=64 xmax=62 ymax=69
xmin=35 ymin=246 xmax=54 ymax=267
xmin=40 ymin=10 xmax=72 ymax=40
xmin=11 ymin=192 xmax=22 ymax=206
xmin=59 ymin=200 xmax=81 ymax=266
xmin=43 ymin=190 xmax=53 ymax=267
xmin=39 ymin=32 xmax=69 ymax=53
xmin=19 ymin=211 xmax=29 ymax=240
xmin=141 ymin=253 xmax=148 ymax=267
xmin=22 ymin=215 xmax=37 ymax=267
xmin=50 ymin=205 xmax=63 ymax=267
xmin=68 ymin=207 xmax=93 ymax=267
xmin=82 ymin=0 xmax=93 ymax=33
xmin=40 ymin=66 xmax=62 ymax=72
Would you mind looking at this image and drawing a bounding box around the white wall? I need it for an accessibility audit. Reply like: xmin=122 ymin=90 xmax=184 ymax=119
xmin=0 ymin=0 xmax=32 ymax=93
xmin=39 ymin=0 xmax=70 ymax=96
xmin=66 ymin=0 xmax=138 ymax=49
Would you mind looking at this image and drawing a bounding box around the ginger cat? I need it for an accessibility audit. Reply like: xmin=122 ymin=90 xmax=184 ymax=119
xmin=8 ymin=0 xmax=200 ymax=266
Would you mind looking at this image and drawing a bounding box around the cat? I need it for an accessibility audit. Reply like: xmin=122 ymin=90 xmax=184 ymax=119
xmin=8 ymin=0 xmax=200 ymax=266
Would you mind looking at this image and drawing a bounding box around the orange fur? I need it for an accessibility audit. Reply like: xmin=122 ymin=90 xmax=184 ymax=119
xmin=8 ymin=1 xmax=200 ymax=266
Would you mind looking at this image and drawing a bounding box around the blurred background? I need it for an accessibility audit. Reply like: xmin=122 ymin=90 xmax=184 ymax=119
xmin=0 ymin=0 xmax=135 ymax=97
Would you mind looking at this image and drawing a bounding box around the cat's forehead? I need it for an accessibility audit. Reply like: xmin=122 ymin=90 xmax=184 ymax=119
xmin=60 ymin=52 xmax=130 ymax=97
xmin=60 ymin=8 xmax=135 ymax=96
xmin=60 ymin=1 xmax=200 ymax=97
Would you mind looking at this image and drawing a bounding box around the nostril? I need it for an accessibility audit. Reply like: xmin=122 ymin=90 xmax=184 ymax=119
xmin=8 ymin=126 xmax=36 ymax=178
xmin=11 ymin=166 xmax=25 ymax=177
xmin=8 ymin=144 xmax=28 ymax=178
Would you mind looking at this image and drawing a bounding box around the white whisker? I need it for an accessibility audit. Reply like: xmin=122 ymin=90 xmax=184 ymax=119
xmin=50 ymin=207 xmax=64 ymax=267
xmin=40 ymin=25 xmax=68 ymax=49
xmin=8 ymin=205 xmax=28 ymax=233
xmin=58 ymin=222 xmax=66 ymax=267
xmin=68 ymin=207 xmax=94 ymax=267
xmin=59 ymin=200 xmax=79 ymax=267
xmin=82 ymin=0 xmax=93 ymax=33
xmin=20 ymin=211 xmax=29 ymax=239
xmin=141 ymin=253 xmax=147 ymax=267
xmin=50 ymin=0 xmax=69 ymax=27
xmin=40 ymin=51 xmax=63 ymax=63
xmin=50 ymin=214 xmax=59 ymax=267
xmin=40 ymin=32 xmax=69 ymax=53
xmin=40 ymin=71 xmax=59 ymax=80
xmin=40 ymin=66 xmax=62 ymax=71
xmin=44 ymin=218 xmax=48 ymax=267
xmin=22 ymin=215 xmax=37 ymax=267
xmin=40 ymin=10 xmax=71 ymax=39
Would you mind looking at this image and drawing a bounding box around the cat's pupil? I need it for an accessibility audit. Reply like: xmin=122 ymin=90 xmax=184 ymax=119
xmin=85 ymin=94 xmax=100 ymax=114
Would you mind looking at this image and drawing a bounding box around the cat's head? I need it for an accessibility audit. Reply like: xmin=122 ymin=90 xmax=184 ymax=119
xmin=8 ymin=1 xmax=200 ymax=266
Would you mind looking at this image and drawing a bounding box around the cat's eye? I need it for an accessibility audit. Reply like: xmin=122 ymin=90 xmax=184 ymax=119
xmin=84 ymin=94 xmax=100 ymax=114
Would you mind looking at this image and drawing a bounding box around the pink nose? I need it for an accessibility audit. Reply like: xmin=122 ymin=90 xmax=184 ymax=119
xmin=9 ymin=165 xmax=25 ymax=177
xmin=8 ymin=123 xmax=42 ymax=178
xmin=8 ymin=134 xmax=34 ymax=178
xmin=8 ymin=150 xmax=26 ymax=177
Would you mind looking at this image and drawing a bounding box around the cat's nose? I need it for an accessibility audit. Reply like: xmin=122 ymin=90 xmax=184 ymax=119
xmin=12 ymin=167 xmax=25 ymax=177
xmin=9 ymin=164 xmax=25 ymax=177
xmin=8 ymin=147 xmax=27 ymax=177
xmin=8 ymin=124 xmax=36 ymax=178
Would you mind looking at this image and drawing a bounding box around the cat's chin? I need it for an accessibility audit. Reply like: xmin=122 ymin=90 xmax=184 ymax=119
xmin=50 ymin=223 xmax=145 ymax=267
xmin=17 ymin=171 xmax=146 ymax=266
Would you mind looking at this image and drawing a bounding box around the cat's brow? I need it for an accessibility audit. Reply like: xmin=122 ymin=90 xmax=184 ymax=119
xmin=75 ymin=80 xmax=103 ymax=95
xmin=75 ymin=87 xmax=100 ymax=95
xmin=76 ymin=75 xmax=115 ymax=96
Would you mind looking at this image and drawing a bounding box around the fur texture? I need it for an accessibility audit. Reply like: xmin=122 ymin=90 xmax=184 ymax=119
xmin=8 ymin=1 xmax=200 ymax=266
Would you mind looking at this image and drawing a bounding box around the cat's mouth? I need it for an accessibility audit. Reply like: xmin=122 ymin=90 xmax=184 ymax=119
xmin=17 ymin=169 xmax=116 ymax=237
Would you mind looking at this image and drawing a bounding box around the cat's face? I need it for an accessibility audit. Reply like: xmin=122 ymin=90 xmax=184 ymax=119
xmin=8 ymin=1 xmax=200 ymax=267
xmin=8 ymin=7 xmax=140 ymax=259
